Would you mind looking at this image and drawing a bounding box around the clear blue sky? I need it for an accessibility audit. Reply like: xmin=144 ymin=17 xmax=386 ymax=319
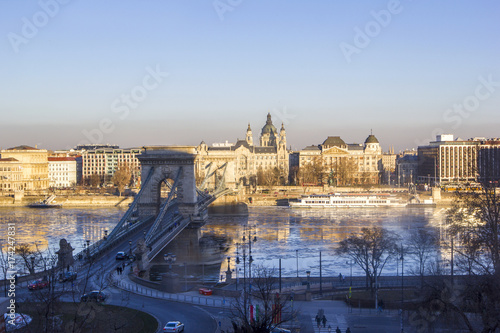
xmin=1 ymin=0 xmax=499 ymax=152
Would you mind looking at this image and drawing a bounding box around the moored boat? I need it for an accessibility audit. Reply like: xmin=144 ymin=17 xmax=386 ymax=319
xmin=28 ymin=201 xmax=62 ymax=208
xmin=289 ymin=193 xmax=406 ymax=208
xmin=27 ymin=194 xmax=62 ymax=208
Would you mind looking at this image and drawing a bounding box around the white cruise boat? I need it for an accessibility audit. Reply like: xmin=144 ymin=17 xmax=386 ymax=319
xmin=289 ymin=193 xmax=405 ymax=208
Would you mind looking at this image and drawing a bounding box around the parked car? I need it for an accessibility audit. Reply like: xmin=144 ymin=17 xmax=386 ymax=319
xmin=115 ymin=251 xmax=127 ymax=260
xmin=271 ymin=328 xmax=291 ymax=333
xmin=163 ymin=321 xmax=184 ymax=332
xmin=28 ymin=279 xmax=50 ymax=290
xmin=59 ymin=271 xmax=77 ymax=282
xmin=80 ymin=290 xmax=107 ymax=302
xmin=271 ymin=327 xmax=292 ymax=333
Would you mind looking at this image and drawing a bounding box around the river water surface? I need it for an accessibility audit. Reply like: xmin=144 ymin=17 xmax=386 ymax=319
xmin=0 ymin=206 xmax=448 ymax=279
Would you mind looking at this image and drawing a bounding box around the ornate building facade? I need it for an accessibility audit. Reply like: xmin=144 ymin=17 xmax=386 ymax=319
xmin=298 ymin=134 xmax=384 ymax=185
xmin=0 ymin=145 xmax=49 ymax=193
xmin=195 ymin=113 xmax=290 ymax=189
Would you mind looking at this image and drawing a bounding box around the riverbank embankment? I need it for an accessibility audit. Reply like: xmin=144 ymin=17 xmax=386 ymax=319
xmin=0 ymin=186 xmax=455 ymax=208
xmin=0 ymin=194 xmax=134 ymax=207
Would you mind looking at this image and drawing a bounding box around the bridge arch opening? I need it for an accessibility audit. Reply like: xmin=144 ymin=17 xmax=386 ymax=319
xmin=137 ymin=147 xmax=198 ymax=219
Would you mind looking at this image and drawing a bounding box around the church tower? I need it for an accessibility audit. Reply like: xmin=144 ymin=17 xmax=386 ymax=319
xmin=279 ymin=123 xmax=287 ymax=150
xmin=246 ymin=123 xmax=253 ymax=146
xmin=260 ymin=113 xmax=278 ymax=147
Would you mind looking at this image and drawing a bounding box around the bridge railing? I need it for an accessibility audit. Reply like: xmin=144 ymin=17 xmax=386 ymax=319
xmin=147 ymin=216 xmax=190 ymax=262
xmin=112 ymin=276 xmax=232 ymax=309
xmin=72 ymin=216 xmax=154 ymax=264
xmin=146 ymin=212 xmax=183 ymax=247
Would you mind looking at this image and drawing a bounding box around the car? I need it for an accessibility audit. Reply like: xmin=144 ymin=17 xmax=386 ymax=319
xmin=163 ymin=321 xmax=184 ymax=332
xmin=28 ymin=279 xmax=50 ymax=290
xmin=271 ymin=328 xmax=291 ymax=333
xmin=59 ymin=271 xmax=77 ymax=282
xmin=80 ymin=290 xmax=107 ymax=302
xmin=115 ymin=251 xmax=127 ymax=260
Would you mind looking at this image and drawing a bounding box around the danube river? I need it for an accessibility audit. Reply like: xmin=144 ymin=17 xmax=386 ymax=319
xmin=0 ymin=206 xmax=449 ymax=279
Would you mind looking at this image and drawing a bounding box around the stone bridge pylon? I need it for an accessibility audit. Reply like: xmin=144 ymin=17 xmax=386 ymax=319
xmin=136 ymin=146 xmax=203 ymax=221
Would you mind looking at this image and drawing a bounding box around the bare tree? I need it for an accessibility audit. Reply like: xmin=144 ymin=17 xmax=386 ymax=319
xmin=89 ymin=174 xmax=101 ymax=188
xmin=411 ymin=182 xmax=500 ymax=332
xmin=0 ymin=242 xmax=13 ymax=297
xmin=406 ymin=228 xmax=439 ymax=286
xmin=447 ymin=182 xmax=500 ymax=275
xmin=16 ymin=243 xmax=37 ymax=275
xmin=336 ymin=227 xmax=397 ymax=290
xmin=20 ymin=243 xmax=118 ymax=333
xmin=230 ymin=265 xmax=295 ymax=333
xmin=112 ymin=163 xmax=131 ymax=196
xmin=332 ymin=157 xmax=357 ymax=186
xmin=298 ymin=157 xmax=324 ymax=185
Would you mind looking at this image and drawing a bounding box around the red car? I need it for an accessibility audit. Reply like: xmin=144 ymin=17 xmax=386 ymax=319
xmin=28 ymin=279 xmax=50 ymax=290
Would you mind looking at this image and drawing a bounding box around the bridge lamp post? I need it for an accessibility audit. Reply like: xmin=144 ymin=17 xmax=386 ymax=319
xmin=346 ymin=260 xmax=353 ymax=286
xmin=235 ymin=243 xmax=240 ymax=290
xmin=296 ymin=249 xmax=299 ymax=278
xmin=164 ymin=253 xmax=176 ymax=271
xmin=49 ymin=254 xmax=58 ymax=330
xmin=30 ymin=255 xmax=35 ymax=275
xmin=128 ymin=240 xmax=132 ymax=257
xmin=86 ymin=240 xmax=90 ymax=259
xmin=242 ymin=230 xmax=257 ymax=294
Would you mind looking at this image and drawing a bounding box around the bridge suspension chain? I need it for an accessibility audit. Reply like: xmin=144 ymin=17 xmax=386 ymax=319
xmin=105 ymin=167 xmax=155 ymax=243
xmin=145 ymin=167 xmax=183 ymax=244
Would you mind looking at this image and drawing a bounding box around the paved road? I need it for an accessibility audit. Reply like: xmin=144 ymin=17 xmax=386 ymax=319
xmin=13 ymin=231 xmax=432 ymax=333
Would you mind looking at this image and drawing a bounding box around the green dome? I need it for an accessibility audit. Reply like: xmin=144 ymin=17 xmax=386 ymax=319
xmin=365 ymin=134 xmax=379 ymax=144
xmin=261 ymin=113 xmax=277 ymax=135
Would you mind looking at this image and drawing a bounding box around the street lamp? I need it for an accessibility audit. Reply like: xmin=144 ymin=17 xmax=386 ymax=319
xmin=30 ymin=255 xmax=35 ymax=275
xmin=319 ymin=251 xmax=322 ymax=296
xmin=242 ymin=229 xmax=256 ymax=293
xmin=296 ymin=249 xmax=299 ymax=278
xmin=86 ymin=240 xmax=90 ymax=259
xmin=306 ymin=270 xmax=311 ymax=291
xmin=128 ymin=240 xmax=132 ymax=256
xmin=400 ymin=251 xmax=404 ymax=333
xmin=346 ymin=260 xmax=353 ymax=286
xmin=163 ymin=253 xmax=176 ymax=271
xmin=49 ymin=255 xmax=58 ymax=331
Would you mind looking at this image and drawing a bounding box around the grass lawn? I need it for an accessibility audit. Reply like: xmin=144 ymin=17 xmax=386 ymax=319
xmin=16 ymin=301 xmax=158 ymax=332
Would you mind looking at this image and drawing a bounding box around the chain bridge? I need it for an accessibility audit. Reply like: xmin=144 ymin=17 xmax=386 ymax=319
xmin=83 ymin=146 xmax=232 ymax=265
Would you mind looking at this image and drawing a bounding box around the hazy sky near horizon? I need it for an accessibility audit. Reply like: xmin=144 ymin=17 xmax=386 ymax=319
xmin=1 ymin=1 xmax=499 ymax=152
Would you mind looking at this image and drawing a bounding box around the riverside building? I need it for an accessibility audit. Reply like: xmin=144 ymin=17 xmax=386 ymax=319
xmin=81 ymin=147 xmax=142 ymax=186
xmin=48 ymin=157 xmax=78 ymax=188
xmin=195 ymin=113 xmax=290 ymax=189
xmin=417 ymin=135 xmax=500 ymax=186
xmin=297 ymin=134 xmax=385 ymax=185
xmin=0 ymin=145 xmax=49 ymax=194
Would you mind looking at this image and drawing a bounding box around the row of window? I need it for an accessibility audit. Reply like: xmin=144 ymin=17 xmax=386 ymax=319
xmin=0 ymin=167 xmax=22 ymax=172
xmin=304 ymin=199 xmax=388 ymax=204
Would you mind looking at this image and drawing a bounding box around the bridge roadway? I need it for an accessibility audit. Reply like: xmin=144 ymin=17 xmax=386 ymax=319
xmin=15 ymin=227 xmax=217 ymax=333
